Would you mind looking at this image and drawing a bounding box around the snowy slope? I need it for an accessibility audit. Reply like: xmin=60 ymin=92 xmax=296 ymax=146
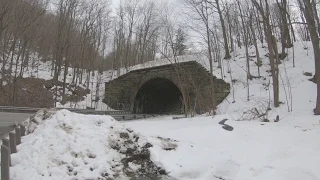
xmin=213 ymin=42 xmax=316 ymax=121
xmin=0 ymin=53 xmax=113 ymax=110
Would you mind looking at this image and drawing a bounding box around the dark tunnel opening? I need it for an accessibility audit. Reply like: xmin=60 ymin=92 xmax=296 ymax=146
xmin=133 ymin=78 xmax=183 ymax=114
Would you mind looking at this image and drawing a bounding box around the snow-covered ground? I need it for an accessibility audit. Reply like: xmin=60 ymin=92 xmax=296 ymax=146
xmin=4 ymin=41 xmax=320 ymax=180
xmin=125 ymin=114 xmax=320 ymax=180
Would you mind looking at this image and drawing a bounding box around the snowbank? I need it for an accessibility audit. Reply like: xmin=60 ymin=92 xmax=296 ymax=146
xmin=10 ymin=110 xmax=169 ymax=180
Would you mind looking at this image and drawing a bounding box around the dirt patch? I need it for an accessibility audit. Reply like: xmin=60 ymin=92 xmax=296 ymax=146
xmin=109 ymin=129 xmax=170 ymax=180
xmin=44 ymin=79 xmax=90 ymax=105
xmin=0 ymin=77 xmax=54 ymax=108
xmin=0 ymin=77 xmax=91 ymax=108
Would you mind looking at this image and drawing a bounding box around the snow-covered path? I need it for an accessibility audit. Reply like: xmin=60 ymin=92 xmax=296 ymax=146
xmin=125 ymin=115 xmax=320 ymax=180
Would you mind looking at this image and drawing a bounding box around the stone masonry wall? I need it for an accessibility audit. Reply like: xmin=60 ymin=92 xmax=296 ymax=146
xmin=104 ymin=61 xmax=230 ymax=113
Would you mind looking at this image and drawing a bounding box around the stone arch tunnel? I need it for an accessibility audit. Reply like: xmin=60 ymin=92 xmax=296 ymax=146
xmin=103 ymin=61 xmax=230 ymax=114
xmin=133 ymin=78 xmax=183 ymax=114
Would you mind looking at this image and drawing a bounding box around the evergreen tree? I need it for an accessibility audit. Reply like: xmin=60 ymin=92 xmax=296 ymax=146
xmin=174 ymin=28 xmax=187 ymax=56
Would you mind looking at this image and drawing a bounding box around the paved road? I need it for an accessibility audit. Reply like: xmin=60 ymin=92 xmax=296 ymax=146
xmin=0 ymin=112 xmax=32 ymax=137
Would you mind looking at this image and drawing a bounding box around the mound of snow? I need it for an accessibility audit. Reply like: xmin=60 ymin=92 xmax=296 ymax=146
xmin=22 ymin=108 xmax=57 ymax=134
xmin=11 ymin=110 xmax=169 ymax=180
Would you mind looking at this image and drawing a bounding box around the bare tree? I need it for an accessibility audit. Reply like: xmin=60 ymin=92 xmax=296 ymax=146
xmin=237 ymin=0 xmax=252 ymax=101
xmin=206 ymin=0 xmax=231 ymax=59
xmin=184 ymin=0 xmax=217 ymax=113
xmin=111 ymin=0 xmax=159 ymax=70
xmin=158 ymin=6 xmax=218 ymax=116
xmin=124 ymin=0 xmax=139 ymax=68
xmin=252 ymin=0 xmax=280 ymax=107
xmin=136 ymin=1 xmax=159 ymax=64
xmin=184 ymin=0 xmax=214 ymax=74
xmin=224 ymin=2 xmax=234 ymax=52
xmin=0 ymin=0 xmax=15 ymax=89
xmin=275 ymin=0 xmax=293 ymax=60
xmin=249 ymin=11 xmax=262 ymax=77
xmin=298 ymin=0 xmax=320 ymax=114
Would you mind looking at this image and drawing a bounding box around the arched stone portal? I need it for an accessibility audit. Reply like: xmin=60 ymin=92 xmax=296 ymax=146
xmin=104 ymin=61 xmax=230 ymax=114
xmin=133 ymin=78 xmax=183 ymax=114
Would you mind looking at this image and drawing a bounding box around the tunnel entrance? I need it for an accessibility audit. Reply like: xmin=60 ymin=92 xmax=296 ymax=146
xmin=133 ymin=78 xmax=183 ymax=114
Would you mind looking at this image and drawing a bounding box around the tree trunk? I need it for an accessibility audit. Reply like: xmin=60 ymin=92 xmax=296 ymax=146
xmin=276 ymin=0 xmax=292 ymax=60
xmin=216 ymin=0 xmax=231 ymax=59
xmin=252 ymin=0 xmax=280 ymax=107
xmin=249 ymin=14 xmax=261 ymax=77
xmin=299 ymin=0 xmax=320 ymax=114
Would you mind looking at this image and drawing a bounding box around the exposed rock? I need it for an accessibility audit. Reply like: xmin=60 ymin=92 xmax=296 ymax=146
xmin=109 ymin=128 xmax=171 ymax=180
xmin=120 ymin=132 xmax=130 ymax=139
xmin=304 ymin=72 xmax=313 ymax=77
xmin=44 ymin=80 xmax=54 ymax=89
